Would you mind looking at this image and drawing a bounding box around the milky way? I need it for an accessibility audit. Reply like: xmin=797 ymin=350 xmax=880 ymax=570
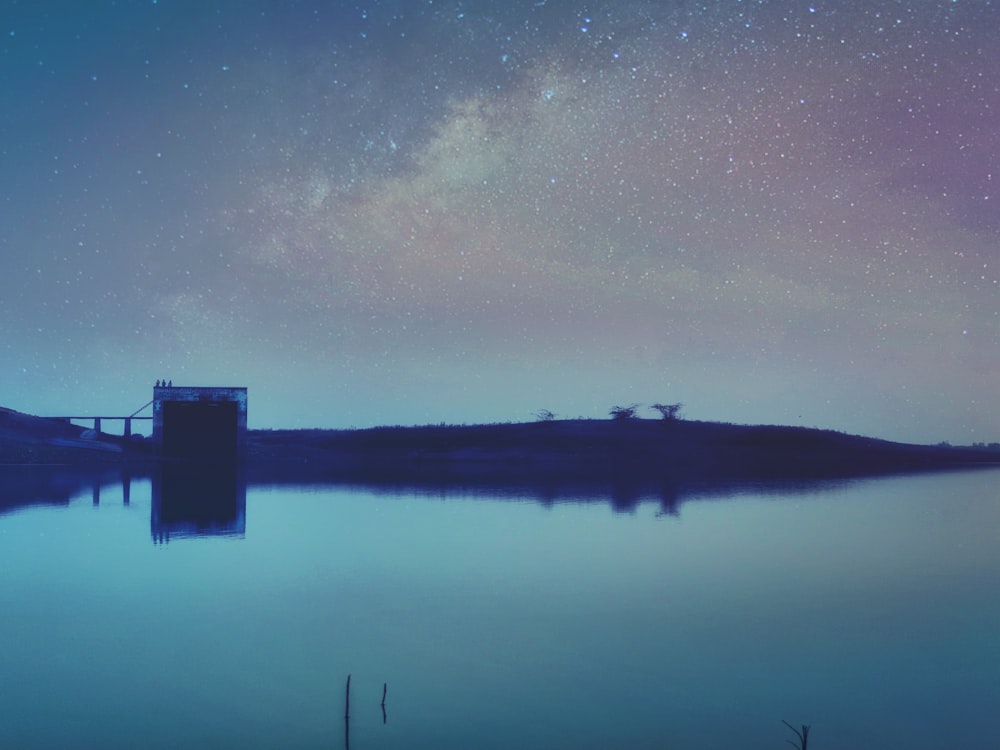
xmin=1 ymin=0 xmax=998 ymax=442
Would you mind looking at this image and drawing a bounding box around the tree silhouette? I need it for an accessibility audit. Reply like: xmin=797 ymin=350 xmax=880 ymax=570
xmin=609 ymin=403 xmax=640 ymax=420
xmin=533 ymin=409 xmax=556 ymax=422
xmin=651 ymin=402 xmax=683 ymax=421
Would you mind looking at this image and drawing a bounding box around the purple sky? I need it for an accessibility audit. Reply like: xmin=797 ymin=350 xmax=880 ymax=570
xmin=2 ymin=1 xmax=998 ymax=443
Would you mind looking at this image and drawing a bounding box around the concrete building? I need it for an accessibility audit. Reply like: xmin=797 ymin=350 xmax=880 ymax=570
xmin=152 ymin=385 xmax=247 ymax=462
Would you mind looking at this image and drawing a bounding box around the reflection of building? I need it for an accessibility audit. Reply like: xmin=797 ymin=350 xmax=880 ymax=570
xmin=151 ymin=466 xmax=246 ymax=544
xmin=152 ymin=385 xmax=247 ymax=463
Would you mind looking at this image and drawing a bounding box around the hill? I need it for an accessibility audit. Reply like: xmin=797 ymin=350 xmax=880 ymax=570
xmin=0 ymin=406 xmax=133 ymax=465
xmin=244 ymin=418 xmax=1000 ymax=486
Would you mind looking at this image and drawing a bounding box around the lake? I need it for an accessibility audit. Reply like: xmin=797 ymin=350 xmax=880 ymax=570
xmin=1 ymin=467 xmax=998 ymax=749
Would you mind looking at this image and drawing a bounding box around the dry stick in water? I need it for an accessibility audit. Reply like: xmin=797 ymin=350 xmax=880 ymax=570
xmin=781 ymin=719 xmax=810 ymax=750
xmin=345 ymin=674 xmax=352 ymax=720
xmin=344 ymin=675 xmax=352 ymax=750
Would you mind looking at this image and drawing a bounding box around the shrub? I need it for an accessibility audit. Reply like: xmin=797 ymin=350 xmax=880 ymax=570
xmin=651 ymin=402 xmax=683 ymax=421
xmin=609 ymin=404 xmax=640 ymax=420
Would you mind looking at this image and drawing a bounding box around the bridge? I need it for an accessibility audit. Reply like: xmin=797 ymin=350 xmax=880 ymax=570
xmin=46 ymin=399 xmax=154 ymax=437
xmin=46 ymin=415 xmax=152 ymax=437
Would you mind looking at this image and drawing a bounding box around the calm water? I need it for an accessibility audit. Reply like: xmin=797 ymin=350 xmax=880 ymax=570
xmin=1 ymin=469 xmax=998 ymax=749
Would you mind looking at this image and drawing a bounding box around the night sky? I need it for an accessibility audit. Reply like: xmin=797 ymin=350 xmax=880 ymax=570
xmin=2 ymin=0 xmax=997 ymax=443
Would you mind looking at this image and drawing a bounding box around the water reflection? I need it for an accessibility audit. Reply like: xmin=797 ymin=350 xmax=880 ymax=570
xmin=91 ymin=473 xmax=133 ymax=506
xmin=0 ymin=466 xmax=246 ymax=543
xmin=0 ymin=465 xmax=127 ymax=516
xmin=0 ymin=463 xmax=939 ymax=529
xmin=270 ymin=469 xmax=872 ymax=516
xmin=1 ymin=463 xmax=993 ymax=544
xmin=151 ymin=465 xmax=246 ymax=543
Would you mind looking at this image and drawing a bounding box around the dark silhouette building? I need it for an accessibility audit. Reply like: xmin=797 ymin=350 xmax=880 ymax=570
xmin=152 ymin=385 xmax=247 ymax=463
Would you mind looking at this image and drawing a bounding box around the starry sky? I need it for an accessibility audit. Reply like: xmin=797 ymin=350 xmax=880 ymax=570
xmin=2 ymin=0 xmax=998 ymax=443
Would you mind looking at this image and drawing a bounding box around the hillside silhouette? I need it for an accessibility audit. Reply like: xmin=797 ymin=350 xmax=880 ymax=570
xmin=244 ymin=418 xmax=1000 ymax=487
